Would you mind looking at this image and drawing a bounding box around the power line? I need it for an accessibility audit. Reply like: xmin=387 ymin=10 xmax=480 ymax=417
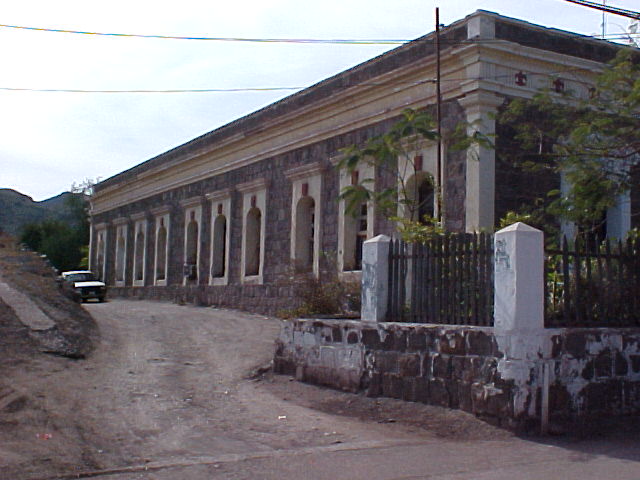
xmin=0 ymin=23 xmax=406 ymax=44
xmin=1 ymin=21 xmax=637 ymax=45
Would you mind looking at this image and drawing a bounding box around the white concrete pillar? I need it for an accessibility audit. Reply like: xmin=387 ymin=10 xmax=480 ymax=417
xmin=493 ymin=222 xmax=548 ymax=420
xmin=361 ymin=235 xmax=391 ymax=322
xmin=494 ymin=222 xmax=544 ymax=332
xmin=458 ymin=91 xmax=503 ymax=233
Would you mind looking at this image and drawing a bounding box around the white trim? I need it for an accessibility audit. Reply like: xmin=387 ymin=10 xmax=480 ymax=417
xmin=132 ymin=219 xmax=147 ymax=287
xmin=289 ymin=171 xmax=322 ymax=277
xmin=209 ymin=194 xmax=231 ymax=286
xmin=183 ymin=205 xmax=202 ymax=285
xmin=153 ymin=213 xmax=170 ymax=286
xmin=241 ymin=188 xmax=266 ymax=284
xmin=337 ymin=162 xmax=375 ymax=273
xmin=114 ymin=224 xmax=127 ymax=286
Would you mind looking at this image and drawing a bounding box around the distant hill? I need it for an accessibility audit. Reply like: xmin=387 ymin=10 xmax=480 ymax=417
xmin=0 ymin=189 xmax=83 ymax=237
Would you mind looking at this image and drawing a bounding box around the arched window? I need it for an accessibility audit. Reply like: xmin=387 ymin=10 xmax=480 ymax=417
xmin=245 ymin=207 xmax=261 ymax=276
xmin=406 ymin=172 xmax=435 ymax=223
xmin=344 ymin=201 xmax=368 ymax=271
xmin=211 ymin=214 xmax=227 ymax=278
xmin=294 ymin=197 xmax=315 ymax=272
xmin=156 ymin=220 xmax=167 ymax=282
xmin=96 ymin=231 xmax=106 ymax=281
xmin=134 ymin=226 xmax=145 ymax=282
xmin=115 ymin=228 xmax=126 ymax=283
xmin=186 ymin=214 xmax=199 ymax=266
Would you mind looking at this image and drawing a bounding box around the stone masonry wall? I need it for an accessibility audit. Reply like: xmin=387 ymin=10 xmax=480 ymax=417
xmin=274 ymin=319 xmax=640 ymax=430
xmin=547 ymin=328 xmax=640 ymax=421
xmin=92 ymin=102 xmax=467 ymax=315
xmin=273 ymin=319 xmax=517 ymax=429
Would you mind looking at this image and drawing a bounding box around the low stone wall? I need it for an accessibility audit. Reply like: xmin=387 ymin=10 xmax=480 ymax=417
xmin=274 ymin=319 xmax=521 ymax=428
xmin=274 ymin=319 xmax=640 ymax=430
xmin=548 ymin=329 xmax=640 ymax=420
xmin=108 ymin=284 xmax=297 ymax=315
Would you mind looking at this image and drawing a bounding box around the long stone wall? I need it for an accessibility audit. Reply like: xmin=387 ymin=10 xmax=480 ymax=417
xmin=274 ymin=318 xmax=640 ymax=430
xmin=91 ymin=102 xmax=467 ymax=315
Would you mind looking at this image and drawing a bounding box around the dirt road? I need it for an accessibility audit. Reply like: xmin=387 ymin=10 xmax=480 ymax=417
xmin=2 ymin=300 xmax=639 ymax=480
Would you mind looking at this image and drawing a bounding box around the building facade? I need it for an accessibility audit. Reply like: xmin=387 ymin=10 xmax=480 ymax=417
xmin=89 ymin=11 xmax=634 ymax=314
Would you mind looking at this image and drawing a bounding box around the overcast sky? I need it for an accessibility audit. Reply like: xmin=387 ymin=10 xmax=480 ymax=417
xmin=1 ymin=0 xmax=636 ymax=201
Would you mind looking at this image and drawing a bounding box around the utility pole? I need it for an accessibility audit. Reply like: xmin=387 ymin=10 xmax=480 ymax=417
xmin=435 ymin=7 xmax=443 ymax=223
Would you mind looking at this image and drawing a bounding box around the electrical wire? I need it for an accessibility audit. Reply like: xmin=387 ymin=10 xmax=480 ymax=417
xmin=0 ymin=23 xmax=406 ymax=44
xmin=2 ymin=22 xmax=637 ymax=44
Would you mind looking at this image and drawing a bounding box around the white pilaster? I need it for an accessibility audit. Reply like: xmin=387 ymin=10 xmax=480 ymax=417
xmin=459 ymin=91 xmax=503 ymax=232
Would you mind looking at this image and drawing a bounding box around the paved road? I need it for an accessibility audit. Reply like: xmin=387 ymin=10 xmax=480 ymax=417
xmin=10 ymin=300 xmax=640 ymax=480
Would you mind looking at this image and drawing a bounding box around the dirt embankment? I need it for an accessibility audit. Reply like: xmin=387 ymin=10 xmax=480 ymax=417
xmin=0 ymin=234 xmax=98 ymax=360
xmin=0 ymin=234 xmax=99 ymax=478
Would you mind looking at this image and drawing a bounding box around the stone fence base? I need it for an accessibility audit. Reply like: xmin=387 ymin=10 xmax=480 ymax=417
xmin=274 ymin=319 xmax=640 ymax=431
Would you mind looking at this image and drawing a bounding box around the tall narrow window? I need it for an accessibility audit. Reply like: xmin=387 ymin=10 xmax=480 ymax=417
xmin=211 ymin=214 xmax=227 ymax=278
xmin=156 ymin=217 xmax=167 ymax=282
xmin=135 ymin=232 xmax=144 ymax=280
xmin=245 ymin=207 xmax=261 ymax=276
xmin=181 ymin=201 xmax=202 ymax=285
xmin=114 ymin=224 xmax=127 ymax=286
xmin=286 ymin=163 xmax=323 ymax=278
xmin=132 ymin=219 xmax=146 ymax=286
xmin=354 ymin=202 xmax=368 ymax=270
xmin=337 ymin=163 xmax=374 ymax=274
xmin=95 ymin=229 xmax=107 ymax=282
xmin=207 ymin=192 xmax=231 ymax=286
xmin=294 ymin=197 xmax=315 ymax=272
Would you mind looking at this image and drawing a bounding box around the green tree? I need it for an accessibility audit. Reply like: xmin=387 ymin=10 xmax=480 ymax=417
xmin=19 ymin=179 xmax=95 ymax=271
xmin=497 ymin=49 xmax=640 ymax=237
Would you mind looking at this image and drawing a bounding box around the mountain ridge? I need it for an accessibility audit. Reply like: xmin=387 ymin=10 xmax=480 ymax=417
xmin=0 ymin=188 xmax=80 ymax=236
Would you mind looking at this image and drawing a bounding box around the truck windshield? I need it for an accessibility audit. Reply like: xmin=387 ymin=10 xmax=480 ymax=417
xmin=66 ymin=273 xmax=96 ymax=282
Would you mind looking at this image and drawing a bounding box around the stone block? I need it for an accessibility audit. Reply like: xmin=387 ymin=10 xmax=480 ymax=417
xmin=565 ymin=332 xmax=587 ymax=359
xmin=366 ymin=372 xmax=382 ymax=397
xmin=439 ymin=331 xmax=466 ymax=355
xmin=361 ymin=328 xmax=381 ymax=349
xmin=458 ymin=382 xmax=472 ymax=412
xmin=347 ymin=331 xmax=359 ymax=344
xmin=382 ymin=373 xmax=403 ymax=399
xmin=402 ymin=378 xmax=416 ymax=402
xmin=376 ymin=351 xmax=399 ymax=374
xmin=393 ymin=330 xmax=408 ymax=352
xmin=398 ymin=354 xmax=420 ymax=377
xmin=466 ymin=331 xmax=493 ymax=356
xmin=414 ymin=377 xmax=429 ymax=403
xmin=581 ymin=359 xmax=595 ymax=380
xmin=407 ymin=330 xmax=427 ymax=352
xmin=549 ymin=382 xmax=571 ymax=414
xmin=594 ymin=349 xmax=612 ymax=378
xmin=631 ymin=355 xmax=640 ymax=373
xmin=432 ymin=354 xmax=452 ymax=379
xmin=615 ymin=352 xmax=629 ymax=376
xmin=422 ymin=354 xmax=432 ymax=378
xmin=429 ymin=379 xmax=450 ymax=407
xmin=446 ymin=379 xmax=460 ymax=408
xmin=451 ymin=356 xmax=466 ymax=380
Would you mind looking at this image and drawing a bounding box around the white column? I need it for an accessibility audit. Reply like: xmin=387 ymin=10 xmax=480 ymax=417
xmin=459 ymin=91 xmax=503 ymax=232
xmin=361 ymin=235 xmax=391 ymax=322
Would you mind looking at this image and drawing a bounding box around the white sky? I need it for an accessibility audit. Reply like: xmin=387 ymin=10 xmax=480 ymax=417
xmin=0 ymin=0 xmax=636 ymax=201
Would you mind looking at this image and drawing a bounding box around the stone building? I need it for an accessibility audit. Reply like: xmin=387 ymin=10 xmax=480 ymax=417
xmin=89 ymin=10 xmax=636 ymax=314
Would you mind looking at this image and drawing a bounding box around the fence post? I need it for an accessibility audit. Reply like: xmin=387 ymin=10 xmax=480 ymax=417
xmin=361 ymin=234 xmax=391 ymax=322
xmin=494 ymin=222 xmax=544 ymax=332
xmin=494 ymin=223 xmax=549 ymax=426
